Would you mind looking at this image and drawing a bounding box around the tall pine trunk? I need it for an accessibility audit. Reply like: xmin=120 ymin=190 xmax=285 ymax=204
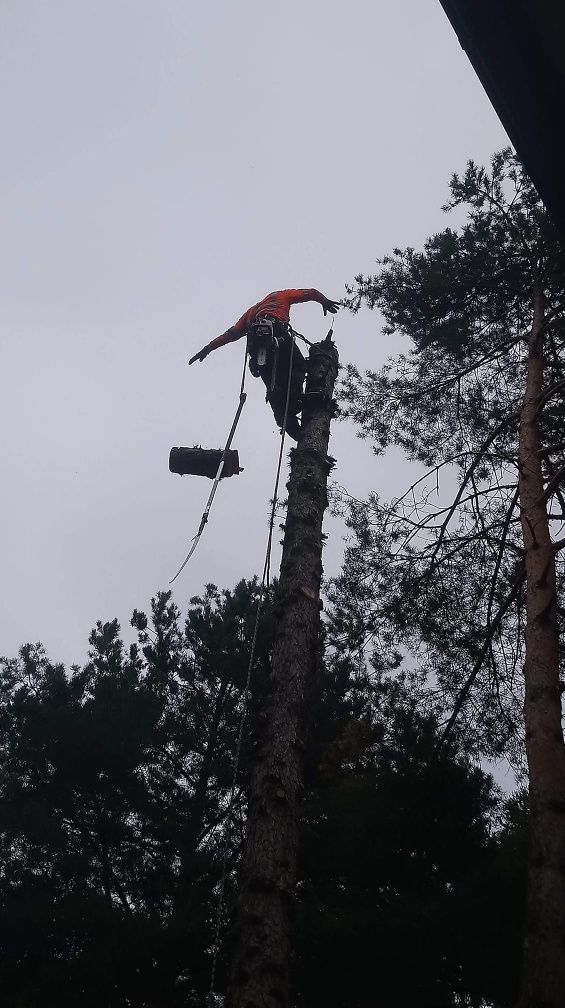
xmin=517 ymin=285 xmax=565 ymax=1008
xmin=226 ymin=335 xmax=339 ymax=1008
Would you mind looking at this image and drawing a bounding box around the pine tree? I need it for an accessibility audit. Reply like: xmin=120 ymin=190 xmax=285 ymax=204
xmin=0 ymin=581 xmax=275 ymax=1006
xmin=339 ymin=149 xmax=565 ymax=1007
xmin=0 ymin=577 xmax=524 ymax=1006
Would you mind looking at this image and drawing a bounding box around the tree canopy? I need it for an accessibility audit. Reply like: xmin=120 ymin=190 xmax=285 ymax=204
xmin=337 ymin=149 xmax=565 ymax=759
xmin=0 ymin=577 xmax=525 ymax=1007
xmin=337 ymin=148 xmax=565 ymax=1008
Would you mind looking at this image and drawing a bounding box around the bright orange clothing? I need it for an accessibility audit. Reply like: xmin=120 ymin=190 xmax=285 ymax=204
xmin=203 ymin=289 xmax=327 ymax=355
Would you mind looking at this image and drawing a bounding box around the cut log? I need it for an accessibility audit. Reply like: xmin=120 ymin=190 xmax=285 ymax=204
xmin=168 ymin=447 xmax=243 ymax=479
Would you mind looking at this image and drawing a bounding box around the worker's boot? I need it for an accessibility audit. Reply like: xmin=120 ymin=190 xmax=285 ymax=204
xmin=284 ymin=414 xmax=302 ymax=442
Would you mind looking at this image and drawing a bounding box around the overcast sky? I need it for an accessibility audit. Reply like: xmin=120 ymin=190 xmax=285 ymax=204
xmin=0 ymin=0 xmax=507 ymax=666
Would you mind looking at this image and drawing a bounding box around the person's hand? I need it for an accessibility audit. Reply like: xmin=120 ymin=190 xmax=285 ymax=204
xmin=322 ymin=298 xmax=341 ymax=316
xmin=188 ymin=349 xmax=208 ymax=365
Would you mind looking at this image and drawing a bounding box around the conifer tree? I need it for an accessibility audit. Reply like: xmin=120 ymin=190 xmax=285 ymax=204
xmin=0 ymin=582 xmax=275 ymax=1006
xmin=339 ymin=149 xmax=565 ymax=1007
xmin=0 ymin=576 xmax=525 ymax=1006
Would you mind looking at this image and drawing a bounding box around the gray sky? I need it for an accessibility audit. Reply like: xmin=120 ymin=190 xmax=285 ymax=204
xmin=0 ymin=0 xmax=507 ymax=666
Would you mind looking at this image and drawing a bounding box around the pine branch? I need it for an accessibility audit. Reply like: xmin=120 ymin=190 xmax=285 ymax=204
xmin=399 ymin=337 xmax=520 ymax=401
xmin=485 ymin=487 xmax=521 ymax=634
xmin=433 ymin=570 xmax=525 ymax=756
xmin=428 ymin=412 xmax=519 ymax=573
xmin=538 ymin=463 xmax=565 ymax=505
xmin=543 ymin=454 xmax=565 ymax=516
xmin=532 ymin=378 xmax=565 ymax=419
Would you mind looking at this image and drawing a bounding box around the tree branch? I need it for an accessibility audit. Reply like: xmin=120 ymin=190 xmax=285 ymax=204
xmin=400 ymin=337 xmax=520 ymax=401
xmin=428 ymin=412 xmax=519 ymax=573
xmin=433 ymin=570 xmax=525 ymax=756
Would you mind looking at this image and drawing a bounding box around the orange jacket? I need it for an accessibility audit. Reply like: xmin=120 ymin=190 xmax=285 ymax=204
xmin=202 ymin=289 xmax=328 ymax=356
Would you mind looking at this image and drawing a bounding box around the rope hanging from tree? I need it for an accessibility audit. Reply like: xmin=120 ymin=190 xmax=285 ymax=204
xmin=169 ymin=348 xmax=249 ymax=583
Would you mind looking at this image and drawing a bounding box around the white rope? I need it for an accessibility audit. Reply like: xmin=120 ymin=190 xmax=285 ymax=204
xmin=170 ymin=349 xmax=248 ymax=584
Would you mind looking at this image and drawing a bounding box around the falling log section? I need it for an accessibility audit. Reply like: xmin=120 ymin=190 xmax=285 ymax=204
xmin=226 ymin=332 xmax=339 ymax=1008
xmin=169 ymin=447 xmax=242 ymax=479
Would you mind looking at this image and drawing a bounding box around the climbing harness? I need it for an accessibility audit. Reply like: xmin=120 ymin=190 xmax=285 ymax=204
xmin=206 ymin=331 xmax=296 ymax=1007
xmin=169 ymin=349 xmax=248 ymax=584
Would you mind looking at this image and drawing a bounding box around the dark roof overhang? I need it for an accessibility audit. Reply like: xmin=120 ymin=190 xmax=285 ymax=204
xmin=438 ymin=0 xmax=565 ymax=243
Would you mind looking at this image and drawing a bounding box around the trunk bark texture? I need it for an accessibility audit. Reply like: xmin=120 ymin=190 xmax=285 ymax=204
xmin=226 ymin=334 xmax=339 ymax=1008
xmin=518 ymin=286 xmax=565 ymax=1008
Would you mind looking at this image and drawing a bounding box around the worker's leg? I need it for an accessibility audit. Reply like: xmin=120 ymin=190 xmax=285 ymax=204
xmin=267 ymin=335 xmax=306 ymax=441
xmin=267 ymin=392 xmax=301 ymax=440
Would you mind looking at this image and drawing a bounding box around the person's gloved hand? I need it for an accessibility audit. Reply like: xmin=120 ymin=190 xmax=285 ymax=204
xmin=188 ymin=349 xmax=208 ymax=365
xmin=322 ymin=298 xmax=341 ymax=316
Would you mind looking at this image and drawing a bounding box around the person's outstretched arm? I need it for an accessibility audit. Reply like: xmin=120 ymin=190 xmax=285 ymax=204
xmin=188 ymin=326 xmax=241 ymax=365
xmin=284 ymin=289 xmax=341 ymax=315
xmin=188 ymin=304 xmax=258 ymax=365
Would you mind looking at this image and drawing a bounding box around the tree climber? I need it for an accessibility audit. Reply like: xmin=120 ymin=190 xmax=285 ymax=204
xmin=188 ymin=289 xmax=340 ymax=441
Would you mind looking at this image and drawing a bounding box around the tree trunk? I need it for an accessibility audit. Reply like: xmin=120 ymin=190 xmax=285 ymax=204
xmin=517 ymin=285 xmax=565 ymax=1008
xmin=225 ymin=334 xmax=339 ymax=1008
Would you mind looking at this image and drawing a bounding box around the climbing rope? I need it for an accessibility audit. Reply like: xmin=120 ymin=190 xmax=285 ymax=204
xmin=289 ymin=324 xmax=313 ymax=347
xmin=207 ymin=331 xmax=296 ymax=1006
xmin=169 ymin=349 xmax=249 ymax=584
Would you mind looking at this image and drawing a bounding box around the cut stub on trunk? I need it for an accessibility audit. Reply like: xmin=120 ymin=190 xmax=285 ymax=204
xmin=169 ymin=447 xmax=243 ymax=479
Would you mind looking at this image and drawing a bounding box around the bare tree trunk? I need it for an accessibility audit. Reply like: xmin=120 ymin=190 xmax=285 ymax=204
xmin=226 ymin=334 xmax=339 ymax=1008
xmin=517 ymin=285 xmax=565 ymax=1008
